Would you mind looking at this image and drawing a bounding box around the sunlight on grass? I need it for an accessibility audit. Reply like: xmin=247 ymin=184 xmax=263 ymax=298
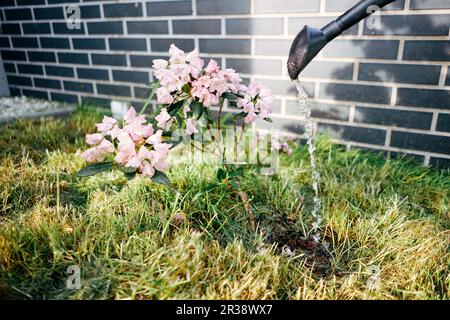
xmin=0 ymin=107 xmax=448 ymax=300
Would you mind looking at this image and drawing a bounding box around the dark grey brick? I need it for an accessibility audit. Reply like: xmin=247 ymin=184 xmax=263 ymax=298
xmin=112 ymin=70 xmax=149 ymax=84
xmin=80 ymin=5 xmax=101 ymax=19
xmin=10 ymin=88 xmax=21 ymax=96
xmin=53 ymin=22 xmax=86 ymax=35
xmin=354 ymin=107 xmax=433 ymax=130
xmin=226 ymin=58 xmax=282 ymax=76
xmin=11 ymin=37 xmax=39 ymax=48
xmin=151 ymin=38 xmax=194 ymax=52
xmin=51 ymin=92 xmax=79 ymax=104
xmin=7 ymin=75 xmax=32 ymax=86
xmin=436 ymin=114 xmax=450 ymax=132
xmin=45 ymin=65 xmax=75 ymax=78
xmin=286 ymin=101 xmax=350 ymax=121
xmin=200 ymin=39 xmax=251 ymax=54
xmin=23 ymin=23 xmax=51 ymax=34
xmin=34 ymin=7 xmax=65 ymax=20
xmin=91 ymin=53 xmax=127 ymax=66
xmin=81 ymin=96 xmax=111 ymax=108
xmin=97 ymin=84 xmax=131 ymax=97
xmin=358 ymin=63 xmax=442 ymax=85
xmin=255 ymin=116 xmax=306 ymax=135
xmin=320 ymin=83 xmax=391 ymax=105
xmin=147 ymin=1 xmax=192 ymax=16
xmin=1 ymin=50 xmax=27 ymax=61
xmin=47 ymin=0 xmax=80 ymax=3
xmin=127 ymin=21 xmax=168 ymax=34
xmin=0 ymin=37 xmax=11 ymax=48
xmin=403 ymin=41 xmax=450 ymax=62
xmin=4 ymin=8 xmax=32 ymax=21
xmin=17 ymin=0 xmax=46 ymax=4
xmin=318 ymin=123 xmax=386 ymax=146
xmin=64 ymin=81 xmax=94 ymax=93
xmin=40 ymin=37 xmax=71 ymax=49
xmin=104 ymin=2 xmax=143 ymax=17
xmin=34 ymin=77 xmax=61 ymax=89
xmin=77 ymin=67 xmax=109 ymax=80
xmin=255 ymin=0 xmax=320 ymax=13
xmin=197 ymin=0 xmax=250 ymax=15
xmin=391 ymin=131 xmax=450 ymax=154
xmin=73 ymin=38 xmax=106 ymax=50
xmin=226 ymin=18 xmax=283 ymax=35
xmin=302 ymin=61 xmax=354 ymax=80
xmin=0 ymin=0 xmax=16 ymax=6
xmin=289 ymin=16 xmax=358 ymax=36
xmin=446 ymin=67 xmax=450 ymax=86
xmin=396 ymin=88 xmax=450 ymax=110
xmin=1 ymin=23 xmax=22 ymax=35
xmin=429 ymin=157 xmax=450 ymax=169
xmin=174 ymin=19 xmax=221 ymax=35
xmin=323 ymin=40 xmax=399 ymax=60
xmin=28 ymin=51 xmax=56 ymax=62
xmin=22 ymin=89 xmax=49 ymax=100
xmin=109 ymin=38 xmax=147 ymax=51
xmin=363 ymin=15 xmax=449 ymax=36
xmin=87 ymin=22 xmax=123 ymax=35
xmin=410 ymin=0 xmax=450 ymax=9
xmin=58 ymin=52 xmax=89 ymax=65
xmin=130 ymin=54 xmax=168 ymax=68
xmin=17 ymin=64 xmax=44 ymax=75
xmin=4 ymin=63 xmax=16 ymax=73
xmin=255 ymin=78 xmax=314 ymax=97
xmin=134 ymin=86 xmax=149 ymax=99
xmin=255 ymin=39 xmax=293 ymax=56
xmin=326 ymin=0 xmax=404 ymax=11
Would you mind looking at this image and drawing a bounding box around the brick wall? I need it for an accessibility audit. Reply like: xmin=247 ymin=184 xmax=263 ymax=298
xmin=0 ymin=0 xmax=449 ymax=167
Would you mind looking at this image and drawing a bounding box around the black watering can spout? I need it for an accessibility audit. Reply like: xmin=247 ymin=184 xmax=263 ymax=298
xmin=287 ymin=0 xmax=398 ymax=80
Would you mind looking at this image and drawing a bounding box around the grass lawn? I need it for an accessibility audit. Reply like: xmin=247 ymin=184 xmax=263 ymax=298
xmin=0 ymin=107 xmax=448 ymax=300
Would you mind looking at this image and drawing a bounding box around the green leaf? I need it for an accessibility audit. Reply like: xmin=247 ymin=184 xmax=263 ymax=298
xmin=203 ymin=183 xmax=218 ymax=193
xmin=191 ymin=100 xmax=204 ymax=120
xmin=119 ymin=165 xmax=136 ymax=174
xmin=76 ymin=162 xmax=113 ymax=177
xmin=167 ymin=100 xmax=184 ymax=116
xmin=175 ymin=113 xmax=183 ymax=128
xmin=222 ymin=92 xmax=239 ymax=101
xmin=229 ymin=180 xmax=240 ymax=191
xmin=216 ymin=168 xmax=227 ymax=181
xmin=151 ymin=170 xmax=170 ymax=185
xmin=264 ymin=117 xmax=273 ymax=123
xmin=234 ymin=111 xmax=247 ymax=120
xmin=124 ymin=171 xmax=137 ymax=181
xmin=140 ymin=80 xmax=160 ymax=115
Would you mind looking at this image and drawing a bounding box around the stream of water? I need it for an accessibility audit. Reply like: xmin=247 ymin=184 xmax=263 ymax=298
xmin=294 ymin=80 xmax=322 ymax=243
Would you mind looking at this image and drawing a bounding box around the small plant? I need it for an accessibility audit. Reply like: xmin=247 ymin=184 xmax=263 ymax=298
xmin=77 ymin=44 xmax=292 ymax=185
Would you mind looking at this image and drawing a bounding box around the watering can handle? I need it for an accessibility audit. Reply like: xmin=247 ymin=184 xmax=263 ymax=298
xmin=323 ymin=0 xmax=398 ymax=41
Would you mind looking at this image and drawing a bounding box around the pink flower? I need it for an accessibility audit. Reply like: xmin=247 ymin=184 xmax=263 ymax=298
xmin=204 ymin=59 xmax=220 ymax=75
xmin=124 ymin=106 xmax=146 ymax=125
xmin=244 ymin=111 xmax=257 ymax=124
xmin=96 ymin=116 xmax=117 ymax=133
xmin=147 ymin=129 xmax=163 ymax=145
xmin=156 ymin=87 xmax=174 ymax=105
xmin=115 ymin=140 xmax=136 ymax=165
xmin=281 ymin=143 xmax=292 ymax=155
xmin=85 ymin=133 xmax=103 ymax=146
xmin=155 ymin=108 xmax=174 ymax=131
xmin=183 ymin=105 xmax=191 ymax=119
xmin=80 ymin=139 xmax=115 ymax=163
xmin=186 ymin=118 xmax=198 ymax=135
xmin=142 ymin=162 xmax=155 ymax=177
xmin=169 ymin=44 xmax=185 ymax=64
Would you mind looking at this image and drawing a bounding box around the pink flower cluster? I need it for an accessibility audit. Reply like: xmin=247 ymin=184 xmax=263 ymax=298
xmin=152 ymin=44 xmax=274 ymax=125
xmin=237 ymin=83 xmax=274 ymax=124
xmin=80 ymin=107 xmax=172 ymax=177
